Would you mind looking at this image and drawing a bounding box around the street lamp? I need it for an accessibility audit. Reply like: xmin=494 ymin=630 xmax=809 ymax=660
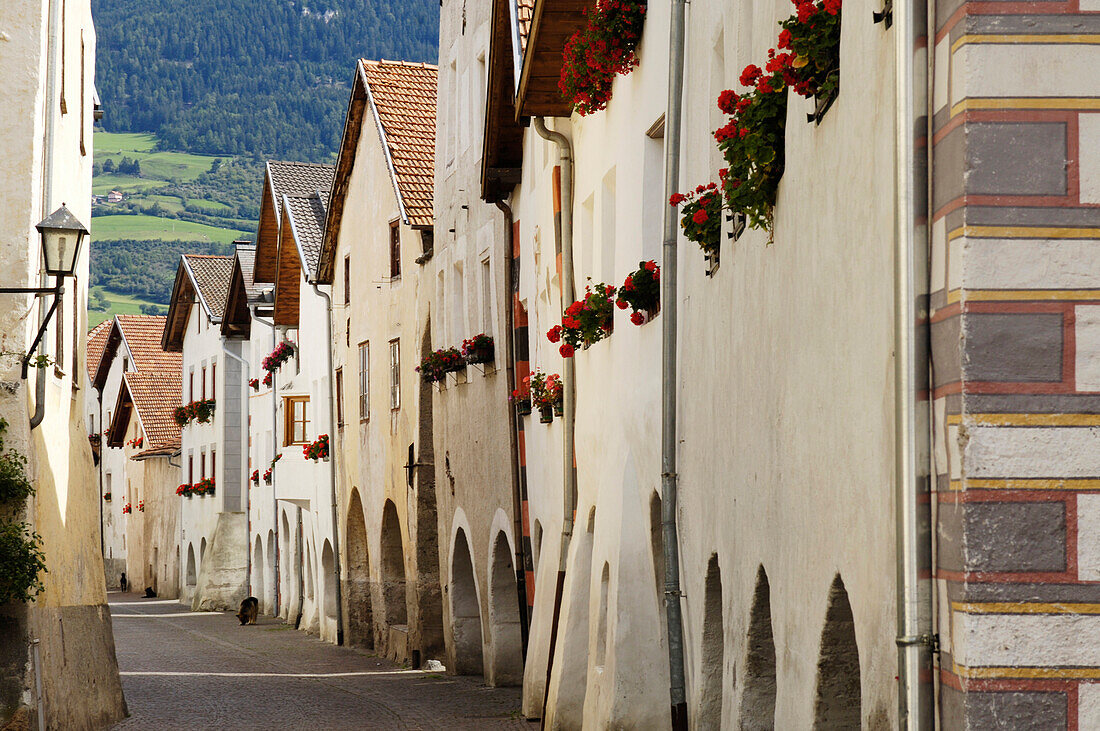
xmin=0 ymin=204 xmax=89 ymax=377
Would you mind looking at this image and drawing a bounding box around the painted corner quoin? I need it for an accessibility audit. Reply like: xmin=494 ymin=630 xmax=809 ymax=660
xmin=930 ymin=0 xmax=1100 ymax=725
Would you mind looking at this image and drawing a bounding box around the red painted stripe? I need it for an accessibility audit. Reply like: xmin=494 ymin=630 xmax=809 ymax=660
xmin=513 ymin=219 xmax=521 ymax=258
xmin=552 ymin=166 xmax=562 ymax=215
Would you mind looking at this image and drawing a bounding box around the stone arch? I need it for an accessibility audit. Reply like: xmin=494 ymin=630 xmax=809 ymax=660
xmin=548 ymin=506 xmax=596 ymax=728
xmin=266 ymin=529 xmax=276 ymax=613
xmin=649 ymin=492 xmax=665 ymax=621
xmin=281 ymin=510 xmax=292 ymax=608
xmin=812 ymin=574 xmax=861 ymax=729
xmin=322 ymin=539 xmax=337 ymax=620
xmin=450 ymin=527 xmax=483 ymax=675
xmin=594 ymin=562 xmax=610 ymax=670
xmin=415 ymin=319 xmax=445 ymax=658
xmin=380 ymin=499 xmax=408 ymax=626
xmin=306 ymin=542 xmax=315 ymax=601
xmin=345 ymin=488 xmax=373 ymax=648
xmin=252 ymin=537 xmax=264 ymax=611
xmin=532 ymin=519 xmax=543 ymax=575
xmin=488 ymin=530 xmax=522 ymax=686
xmin=200 ymin=537 xmax=207 ymax=565
xmin=740 ymin=565 xmax=777 ymax=731
xmin=186 ymin=544 xmax=196 ymax=586
xmin=698 ymin=554 xmax=724 ymax=729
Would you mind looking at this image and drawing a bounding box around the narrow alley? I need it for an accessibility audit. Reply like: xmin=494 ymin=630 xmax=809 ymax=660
xmin=107 ymin=593 xmax=525 ymax=730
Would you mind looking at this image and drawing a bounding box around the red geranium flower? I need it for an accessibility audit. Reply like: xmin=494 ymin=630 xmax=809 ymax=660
xmin=559 ymin=343 xmax=575 ymax=358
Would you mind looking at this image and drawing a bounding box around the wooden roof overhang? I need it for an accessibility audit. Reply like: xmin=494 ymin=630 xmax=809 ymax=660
xmin=161 ymin=259 xmax=197 ymax=352
xmin=106 ymin=381 xmax=136 ymax=448
xmin=482 ymin=0 xmax=527 ymax=201
xmin=515 ymin=0 xmax=589 ymax=120
xmin=254 ymin=173 xmax=280 ymax=283
xmin=317 ymin=65 xmax=370 ymax=285
xmin=221 ymin=256 xmax=252 ymax=339
xmin=273 ymin=206 xmax=303 ymax=328
xmin=92 ymin=320 xmax=123 ymax=392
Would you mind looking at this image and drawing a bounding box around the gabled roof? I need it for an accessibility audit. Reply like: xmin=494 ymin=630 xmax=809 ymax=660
xmin=162 ymin=254 xmax=234 ymax=351
xmin=106 ymin=371 xmax=181 ymax=453
xmin=221 ymin=243 xmax=269 ymax=338
xmin=93 ymin=315 xmax=182 ymax=391
xmin=86 ymin=320 xmax=112 ymax=384
xmin=254 ymin=161 xmax=336 ymax=283
xmin=318 ymin=59 xmax=437 ymax=283
xmin=283 ymin=193 xmax=328 ymax=279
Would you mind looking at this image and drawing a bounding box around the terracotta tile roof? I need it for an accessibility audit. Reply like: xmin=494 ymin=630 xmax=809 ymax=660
xmin=86 ymin=320 xmax=112 ymax=383
xmin=234 ymin=244 xmax=266 ymax=302
xmin=283 ymin=193 xmax=328 ymax=279
xmin=267 ymin=161 xmax=335 ymax=221
xmin=115 ymin=315 xmax=181 ymax=374
xmin=122 ymin=371 xmax=181 ymax=452
xmin=182 ymin=254 xmax=235 ymax=321
xmin=361 ymin=59 xmax=437 ymax=229
xmin=516 ymin=0 xmax=535 ymax=52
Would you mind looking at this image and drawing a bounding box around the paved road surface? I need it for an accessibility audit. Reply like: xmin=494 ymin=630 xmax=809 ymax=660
xmin=108 ymin=592 xmax=526 ymax=730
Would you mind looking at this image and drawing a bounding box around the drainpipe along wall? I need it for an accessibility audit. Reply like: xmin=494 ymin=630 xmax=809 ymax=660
xmin=660 ymin=0 xmax=689 ymax=727
xmin=893 ymin=0 xmax=935 ymax=721
xmin=532 ymin=116 xmax=575 ymax=720
xmin=310 ymin=281 xmax=345 ymax=646
xmin=495 ymin=199 xmax=530 ymax=655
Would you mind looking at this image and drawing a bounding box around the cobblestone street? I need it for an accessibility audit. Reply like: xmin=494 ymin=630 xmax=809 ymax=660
xmin=107 ymin=593 xmax=526 ymax=729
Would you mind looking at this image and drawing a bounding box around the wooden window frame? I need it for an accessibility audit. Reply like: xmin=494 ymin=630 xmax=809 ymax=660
xmin=284 ymin=396 xmax=310 ymax=446
xmin=335 ymin=368 xmax=345 ymax=428
xmin=389 ymin=220 xmax=401 ymax=280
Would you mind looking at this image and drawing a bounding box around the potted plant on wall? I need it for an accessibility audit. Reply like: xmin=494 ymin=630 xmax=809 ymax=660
xmin=304 ymin=434 xmax=330 ymax=462
xmin=510 ymin=379 xmax=532 ymax=417
xmin=530 ymin=371 xmax=564 ymax=424
xmin=617 ymin=260 xmax=661 ymax=324
xmin=462 ymin=333 xmax=495 ymax=366
xmin=546 ymin=283 xmax=617 ymax=357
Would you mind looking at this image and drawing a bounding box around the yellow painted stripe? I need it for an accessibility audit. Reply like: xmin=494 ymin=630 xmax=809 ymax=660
xmin=942 ymin=288 xmax=1100 ymax=304
xmin=947 ymin=413 xmax=1100 ymax=427
xmin=954 ymin=665 xmax=1100 ymax=680
xmin=951 ymin=34 xmax=1100 ymax=54
xmin=950 ymin=97 xmax=1100 ymax=117
xmin=953 ymin=601 xmax=1100 ymax=615
xmin=964 ymin=225 xmax=1100 ymax=240
xmin=948 ymin=478 xmax=1100 ymax=491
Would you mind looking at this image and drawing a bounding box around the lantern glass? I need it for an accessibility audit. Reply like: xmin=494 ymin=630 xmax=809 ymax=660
xmin=34 ymin=205 xmax=88 ymax=278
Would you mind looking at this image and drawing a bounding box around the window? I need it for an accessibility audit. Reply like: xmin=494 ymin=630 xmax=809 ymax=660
xmin=200 ymin=450 xmax=206 ymax=480
xmin=389 ymin=340 xmax=400 ymax=411
xmin=344 ymin=255 xmax=351 ymax=306
xmin=481 ymin=257 xmax=493 ymax=333
xmin=211 ymin=449 xmax=216 ymax=480
xmin=284 ymin=396 xmax=309 ymax=445
xmin=201 ymin=366 xmax=207 ymax=399
xmin=211 ymin=359 xmax=216 ymax=397
xmin=389 ymin=221 xmax=401 ymax=280
xmin=346 ymin=318 xmax=350 ymax=348
xmin=335 ymin=368 xmax=344 ymax=428
xmin=358 ymin=342 xmax=369 ymax=422
xmin=79 ymin=33 xmax=86 ymax=155
xmin=421 ymin=228 xmax=434 ymax=256
xmin=188 ymin=369 xmax=194 ymax=402
xmin=123 ymin=356 xmax=129 ymax=372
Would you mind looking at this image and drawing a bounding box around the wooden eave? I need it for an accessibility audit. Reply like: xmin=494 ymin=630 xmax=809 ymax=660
xmin=220 ymin=257 xmax=252 ymax=339
xmin=254 ymin=178 xmax=279 ymax=283
xmin=106 ymin=383 xmax=135 ymax=448
xmin=318 ymin=66 xmax=370 ymax=285
xmin=515 ymin=0 xmax=589 ymax=120
xmin=273 ymin=207 xmax=302 ymax=328
xmin=482 ymin=0 xmax=527 ymax=201
xmin=92 ymin=322 xmax=122 ymax=392
xmin=161 ymin=261 xmax=197 ymax=352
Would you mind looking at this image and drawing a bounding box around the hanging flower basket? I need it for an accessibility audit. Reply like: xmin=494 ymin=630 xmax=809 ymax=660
xmin=559 ymin=0 xmax=648 ymax=115
xmin=417 ymin=347 xmax=466 ymax=382
xmin=249 ymin=378 xmax=260 ymax=392
xmin=530 ymin=371 xmax=563 ymax=424
xmin=510 ymin=381 xmax=532 ymax=417
xmin=462 ymin=333 xmax=495 ymax=365
xmin=547 ymin=283 xmax=617 ymax=357
xmin=671 ymin=184 xmax=723 ymax=254
xmin=539 ymin=405 xmax=554 ymax=424
xmin=262 ymin=371 xmax=273 ymax=388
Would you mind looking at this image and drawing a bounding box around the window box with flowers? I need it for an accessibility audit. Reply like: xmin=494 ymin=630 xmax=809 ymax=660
xmin=262 ymin=341 xmax=296 ymax=374
xmin=304 ymin=434 xmax=329 ymax=462
xmin=262 ymin=372 xmax=273 ymax=388
xmin=617 ymin=261 xmax=660 ymax=324
xmin=138 ymin=500 xmax=145 ymax=513
xmin=510 ymin=380 xmax=532 ymax=417
xmin=560 ymin=0 xmax=648 ymax=115
xmin=251 ymin=470 xmax=259 ymax=486
xmin=176 ymin=483 xmax=193 ymax=499
xmin=103 ymin=492 xmax=112 ymax=502
xmin=193 ymin=477 xmax=215 ymax=497
xmin=126 ymin=436 xmax=144 ymax=449
xmin=530 ymin=371 xmax=564 ymax=424
xmin=546 ymin=283 xmax=617 ymax=357
xmin=122 ymin=503 xmax=132 ymax=515
xmin=462 ymin=333 xmax=494 ymax=366
xmin=417 ymin=347 xmax=466 ymax=384
xmin=249 ymin=378 xmax=260 ymax=392
xmin=174 ymin=399 xmax=216 ymax=427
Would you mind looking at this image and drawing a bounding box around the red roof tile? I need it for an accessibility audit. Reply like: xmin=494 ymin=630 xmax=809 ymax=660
xmin=115 ymin=315 xmax=182 ymax=375
xmin=361 ymin=59 xmax=437 ymax=229
xmin=122 ymin=371 xmax=182 ymax=452
xmin=86 ymin=320 xmax=112 ymax=383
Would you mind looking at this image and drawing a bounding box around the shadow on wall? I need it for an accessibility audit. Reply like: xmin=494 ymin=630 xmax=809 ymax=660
xmin=451 ymin=528 xmax=483 ymax=675
xmin=812 ymin=574 xmax=861 ymax=729
xmin=740 ymin=565 xmax=777 ymax=731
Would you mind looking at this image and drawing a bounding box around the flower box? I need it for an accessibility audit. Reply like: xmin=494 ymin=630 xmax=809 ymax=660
xmin=617 ymin=261 xmax=660 ymax=325
xmin=539 ymin=405 xmax=554 ymax=424
xmin=304 ymin=434 xmax=330 ymax=461
xmin=530 ymin=371 xmax=563 ymax=424
xmin=174 ymin=399 xmax=216 ymax=427
xmin=262 ymin=341 xmax=295 ymax=374
xmin=547 ymin=283 xmax=617 ymax=357
xmin=249 ymin=378 xmax=260 ymax=392
xmin=418 ymin=347 xmax=465 ymax=383
xmin=103 ymin=492 xmax=112 ymax=502
xmin=560 ymin=0 xmax=647 ymax=115
xmin=462 ymin=333 xmax=495 ymax=365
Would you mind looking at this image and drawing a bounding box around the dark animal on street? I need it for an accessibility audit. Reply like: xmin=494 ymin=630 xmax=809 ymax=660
xmin=120 ymin=573 xmax=128 ymax=592
xmin=144 ymin=587 xmax=157 ymax=598
xmin=237 ymin=596 xmax=259 ymax=625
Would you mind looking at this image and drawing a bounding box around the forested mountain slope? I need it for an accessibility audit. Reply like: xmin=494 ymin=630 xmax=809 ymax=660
xmin=93 ymin=0 xmax=438 ymax=161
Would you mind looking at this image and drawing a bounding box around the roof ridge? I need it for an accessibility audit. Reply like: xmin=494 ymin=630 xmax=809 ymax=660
xmin=267 ymin=160 xmax=336 ymax=169
xmin=182 ymin=253 xmax=234 ymax=260
xmin=361 ymin=58 xmax=440 ymax=71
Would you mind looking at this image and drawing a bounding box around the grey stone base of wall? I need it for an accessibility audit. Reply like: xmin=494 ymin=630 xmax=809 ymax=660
xmin=102 ymin=558 xmax=127 ymax=591
xmin=29 ymin=602 xmax=126 ymax=730
xmin=191 ymin=512 xmax=248 ymax=612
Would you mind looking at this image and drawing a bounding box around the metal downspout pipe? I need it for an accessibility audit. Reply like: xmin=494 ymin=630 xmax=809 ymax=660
xmin=660 ymin=0 xmax=689 ymax=727
xmin=311 ymin=281 xmax=344 ymax=646
xmin=532 ymin=116 xmax=575 ymax=721
xmin=251 ymin=306 xmax=281 ymax=615
xmin=495 ymin=199 xmax=531 ymax=656
xmin=893 ymin=0 xmax=935 ymax=721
